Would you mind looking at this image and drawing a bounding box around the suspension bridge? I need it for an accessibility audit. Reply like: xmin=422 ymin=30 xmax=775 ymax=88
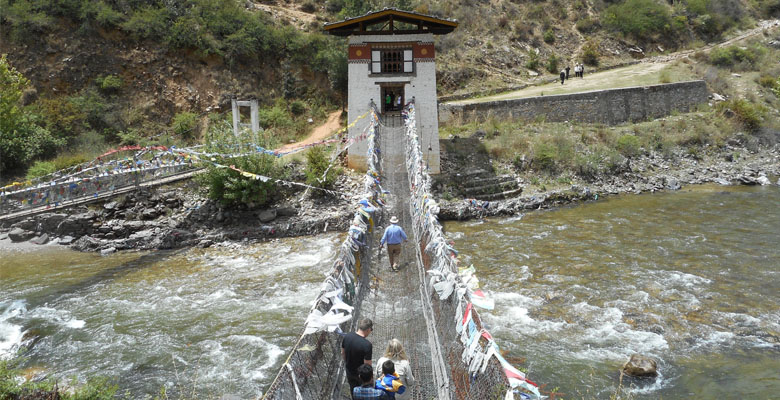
xmin=262 ymin=103 xmax=542 ymax=400
xmin=0 ymin=102 xmax=543 ymax=399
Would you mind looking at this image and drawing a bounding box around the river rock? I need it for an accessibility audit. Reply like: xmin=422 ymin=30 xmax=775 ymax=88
xmin=665 ymin=178 xmax=681 ymax=191
xmin=0 ymin=233 xmax=8 ymax=241
xmin=58 ymin=235 xmax=75 ymax=245
xmin=277 ymin=207 xmax=298 ymax=217
xmin=30 ymin=233 xmax=50 ymax=245
xmin=11 ymin=218 xmax=37 ymax=231
xmin=258 ymin=209 xmax=277 ymax=223
xmin=57 ymin=212 xmax=96 ymax=235
xmin=713 ymin=178 xmax=731 ymax=185
xmin=622 ymin=354 xmax=658 ymax=377
xmin=8 ymin=228 xmax=36 ymax=242
xmin=100 ymin=247 xmax=117 ymax=255
xmin=756 ymin=175 xmax=770 ymax=185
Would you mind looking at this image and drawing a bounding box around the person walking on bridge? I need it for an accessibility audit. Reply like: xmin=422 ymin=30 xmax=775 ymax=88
xmin=380 ymin=216 xmax=407 ymax=272
xmin=353 ymin=364 xmax=390 ymax=399
xmin=343 ymin=318 xmax=374 ymax=399
xmin=375 ymin=339 xmax=415 ymax=399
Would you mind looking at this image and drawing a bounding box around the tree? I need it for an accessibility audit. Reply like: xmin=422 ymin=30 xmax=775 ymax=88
xmin=324 ymin=45 xmax=348 ymax=110
xmin=0 ymin=55 xmax=63 ymax=174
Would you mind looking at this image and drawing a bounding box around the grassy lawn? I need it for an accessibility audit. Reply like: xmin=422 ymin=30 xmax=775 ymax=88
xmin=448 ymin=62 xmax=699 ymax=104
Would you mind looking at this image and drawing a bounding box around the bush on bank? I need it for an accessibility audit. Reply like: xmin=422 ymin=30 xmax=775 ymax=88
xmin=0 ymin=356 xmax=118 ymax=400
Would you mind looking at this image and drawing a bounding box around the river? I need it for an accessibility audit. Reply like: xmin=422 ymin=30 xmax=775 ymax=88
xmin=445 ymin=184 xmax=779 ymax=399
xmin=1 ymin=184 xmax=778 ymax=399
xmin=1 ymin=235 xmax=341 ymax=398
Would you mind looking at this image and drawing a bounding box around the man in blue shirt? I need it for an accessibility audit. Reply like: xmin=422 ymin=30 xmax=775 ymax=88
xmin=353 ymin=364 xmax=390 ymax=399
xmin=380 ymin=216 xmax=407 ymax=272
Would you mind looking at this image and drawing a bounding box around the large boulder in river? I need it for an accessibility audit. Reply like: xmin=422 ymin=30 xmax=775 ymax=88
xmin=622 ymin=354 xmax=658 ymax=377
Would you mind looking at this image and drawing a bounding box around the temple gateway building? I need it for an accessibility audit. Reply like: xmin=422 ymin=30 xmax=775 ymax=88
xmin=324 ymin=8 xmax=457 ymax=174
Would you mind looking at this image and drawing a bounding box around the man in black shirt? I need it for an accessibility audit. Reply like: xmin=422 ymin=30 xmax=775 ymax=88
xmin=342 ymin=318 xmax=374 ymax=399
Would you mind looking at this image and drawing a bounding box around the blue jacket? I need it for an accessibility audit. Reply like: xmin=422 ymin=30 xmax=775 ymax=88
xmin=380 ymin=224 xmax=407 ymax=246
xmin=375 ymin=372 xmax=405 ymax=399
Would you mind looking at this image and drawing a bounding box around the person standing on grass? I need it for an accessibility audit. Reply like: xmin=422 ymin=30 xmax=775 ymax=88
xmin=580 ymin=63 xmax=585 ymax=78
xmin=343 ymin=318 xmax=374 ymax=399
xmin=565 ymin=65 xmax=570 ymax=80
xmin=560 ymin=70 xmax=566 ymax=84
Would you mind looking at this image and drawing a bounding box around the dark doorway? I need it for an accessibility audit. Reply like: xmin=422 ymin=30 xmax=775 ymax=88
xmin=380 ymin=85 xmax=404 ymax=114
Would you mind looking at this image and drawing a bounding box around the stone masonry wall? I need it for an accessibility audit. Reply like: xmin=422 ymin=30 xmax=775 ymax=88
xmin=438 ymin=81 xmax=709 ymax=126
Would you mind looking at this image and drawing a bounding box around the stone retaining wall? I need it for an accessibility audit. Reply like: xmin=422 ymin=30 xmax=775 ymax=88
xmin=439 ymin=80 xmax=709 ymax=125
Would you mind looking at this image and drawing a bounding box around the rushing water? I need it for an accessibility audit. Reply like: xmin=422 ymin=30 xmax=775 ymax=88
xmin=0 ymin=235 xmax=341 ymax=398
xmin=1 ymin=184 xmax=779 ymax=399
xmin=445 ymin=184 xmax=780 ymax=399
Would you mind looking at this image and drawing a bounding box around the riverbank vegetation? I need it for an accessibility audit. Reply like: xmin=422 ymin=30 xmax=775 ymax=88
xmin=0 ymin=356 xmax=117 ymax=400
xmin=440 ymin=34 xmax=779 ymax=191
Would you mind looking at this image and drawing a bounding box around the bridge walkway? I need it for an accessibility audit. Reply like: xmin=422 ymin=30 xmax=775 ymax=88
xmin=339 ymin=125 xmax=437 ymax=399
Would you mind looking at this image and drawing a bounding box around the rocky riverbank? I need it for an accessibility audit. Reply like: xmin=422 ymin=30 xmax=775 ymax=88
xmin=1 ymin=142 xmax=779 ymax=253
xmin=436 ymin=143 xmax=780 ymax=220
xmin=0 ymin=171 xmax=364 ymax=254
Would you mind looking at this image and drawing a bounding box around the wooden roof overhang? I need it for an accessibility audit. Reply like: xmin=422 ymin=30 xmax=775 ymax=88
xmin=324 ymin=8 xmax=458 ymax=37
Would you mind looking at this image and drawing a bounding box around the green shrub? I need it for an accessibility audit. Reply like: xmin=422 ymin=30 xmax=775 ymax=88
xmin=603 ymin=0 xmax=672 ymax=40
xmin=171 ymin=111 xmax=200 ymax=139
xmin=2 ymin=0 xmax=53 ymax=41
xmin=546 ymin=54 xmax=560 ymax=74
xmin=1 ymin=357 xmax=118 ymax=400
xmin=79 ymin=0 xmax=123 ymax=28
xmin=756 ymin=74 xmax=779 ymax=90
xmin=575 ymin=17 xmax=600 ymax=33
xmin=26 ymin=160 xmax=56 ymax=179
xmin=304 ymin=146 xmax=342 ymax=191
xmin=290 ymin=100 xmax=306 ymax=116
xmin=260 ymin=103 xmax=294 ymax=129
xmin=53 ymin=153 xmax=89 ymax=170
xmin=96 ymin=74 xmax=122 ymax=93
xmin=35 ymin=97 xmax=86 ymax=139
xmin=616 ymin=134 xmax=641 ymax=157
xmin=533 ymin=142 xmax=558 ymax=173
xmin=708 ymin=46 xmax=758 ymax=67
xmin=121 ymin=6 xmax=170 ymax=40
xmin=525 ymin=50 xmax=540 ymax=71
xmin=581 ymin=42 xmax=600 ymax=66
xmin=301 ymin=2 xmax=317 ymax=13
xmin=543 ymin=29 xmax=555 ymax=44
xmin=198 ymin=154 xmax=286 ymax=207
xmin=1 ymin=55 xmax=64 ymax=173
xmin=720 ymin=98 xmax=765 ymax=131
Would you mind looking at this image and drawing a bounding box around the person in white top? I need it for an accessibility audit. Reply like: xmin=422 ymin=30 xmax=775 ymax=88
xmin=375 ymin=339 xmax=415 ymax=399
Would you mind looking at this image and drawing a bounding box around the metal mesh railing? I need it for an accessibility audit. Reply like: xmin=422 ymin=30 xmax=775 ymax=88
xmin=0 ymin=148 xmax=195 ymax=217
xmin=262 ymin=108 xmax=386 ymax=400
xmin=402 ymin=102 xmax=542 ymax=400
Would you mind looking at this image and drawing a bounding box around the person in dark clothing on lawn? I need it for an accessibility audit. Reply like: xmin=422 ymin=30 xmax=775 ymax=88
xmin=343 ymin=318 xmax=374 ymax=399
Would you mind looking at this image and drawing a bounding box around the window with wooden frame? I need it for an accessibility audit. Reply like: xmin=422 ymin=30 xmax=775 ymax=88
xmin=371 ymin=49 xmax=413 ymax=74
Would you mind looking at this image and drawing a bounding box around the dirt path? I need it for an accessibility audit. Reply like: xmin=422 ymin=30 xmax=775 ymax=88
xmin=279 ymin=110 xmax=343 ymax=152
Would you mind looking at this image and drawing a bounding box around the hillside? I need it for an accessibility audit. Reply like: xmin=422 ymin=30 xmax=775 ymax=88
xmin=1 ymin=0 xmax=779 ymax=180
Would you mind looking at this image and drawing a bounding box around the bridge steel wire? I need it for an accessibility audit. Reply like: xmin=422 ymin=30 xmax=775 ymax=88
xmin=263 ymin=109 xmax=386 ymax=400
xmin=403 ymin=103 xmax=541 ymax=400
